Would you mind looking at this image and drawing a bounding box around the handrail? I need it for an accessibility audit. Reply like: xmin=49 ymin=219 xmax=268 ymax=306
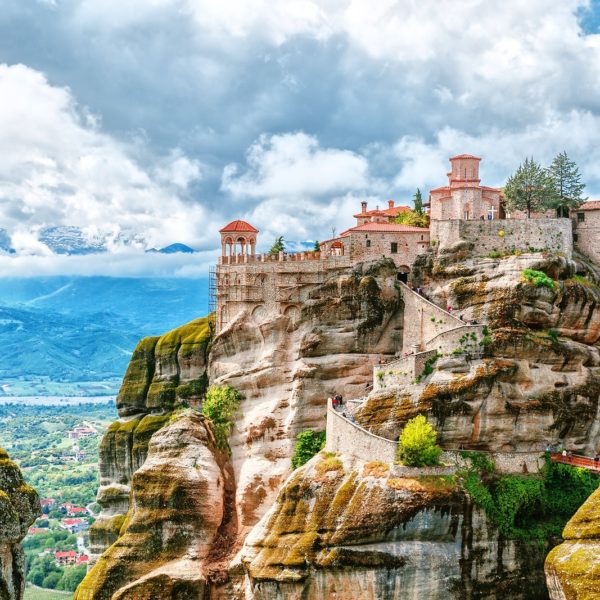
xmin=398 ymin=281 xmax=464 ymax=324
xmin=550 ymin=452 xmax=600 ymax=471
xmin=425 ymin=324 xmax=484 ymax=350
xmin=327 ymin=399 xmax=398 ymax=446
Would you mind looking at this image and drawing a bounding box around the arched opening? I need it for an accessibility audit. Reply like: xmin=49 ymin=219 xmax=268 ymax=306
xmin=397 ymin=265 xmax=410 ymax=283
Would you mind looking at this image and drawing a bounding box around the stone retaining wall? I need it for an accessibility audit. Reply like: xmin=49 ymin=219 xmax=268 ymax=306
xmin=326 ymin=400 xmax=397 ymax=463
xmin=373 ymin=349 xmax=438 ymax=390
xmin=399 ymin=282 xmax=463 ymax=353
xmin=425 ymin=324 xmax=486 ymax=355
xmin=431 ymin=218 xmax=573 ymax=259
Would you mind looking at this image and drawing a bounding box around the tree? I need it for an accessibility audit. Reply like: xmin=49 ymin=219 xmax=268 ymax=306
xmin=504 ymin=157 xmax=555 ymax=218
xmin=396 ymin=415 xmax=442 ymax=467
xmin=394 ymin=211 xmax=428 ymax=228
xmin=202 ymin=384 xmax=241 ymax=451
xmin=269 ymin=236 xmax=285 ymax=255
xmin=413 ymin=188 xmax=424 ymax=215
xmin=43 ymin=571 xmax=62 ymax=589
xmin=546 ymin=151 xmax=586 ymax=217
xmin=313 ymin=240 xmax=320 ymax=252
xmin=291 ymin=430 xmax=326 ymax=469
xmin=58 ymin=565 xmax=87 ymax=591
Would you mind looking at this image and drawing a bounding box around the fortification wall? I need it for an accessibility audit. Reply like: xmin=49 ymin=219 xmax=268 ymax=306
xmin=326 ymin=400 xmax=397 ymax=463
xmin=574 ymin=210 xmax=600 ymax=264
xmin=399 ymin=283 xmax=463 ymax=352
xmin=430 ymin=218 xmax=573 ymax=258
xmin=215 ymin=254 xmax=351 ymax=332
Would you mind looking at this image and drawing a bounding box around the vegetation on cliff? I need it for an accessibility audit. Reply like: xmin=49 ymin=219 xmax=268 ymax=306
xmin=396 ymin=415 xmax=442 ymax=467
xmin=461 ymin=452 xmax=599 ymax=542
xmin=201 ymin=384 xmax=241 ymax=450
xmin=291 ymin=430 xmax=326 ymax=469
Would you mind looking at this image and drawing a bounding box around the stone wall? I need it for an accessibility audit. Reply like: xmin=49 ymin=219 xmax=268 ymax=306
xmin=430 ymin=218 xmax=573 ymax=258
xmin=425 ymin=324 xmax=486 ymax=355
xmin=399 ymin=282 xmax=463 ymax=352
xmin=573 ymin=208 xmax=600 ymax=264
xmin=216 ymin=255 xmax=350 ymax=332
xmin=373 ymin=349 xmax=438 ymax=390
xmin=346 ymin=229 xmax=429 ymax=270
xmin=326 ymin=400 xmax=397 ymax=463
xmin=441 ymin=450 xmax=544 ymax=474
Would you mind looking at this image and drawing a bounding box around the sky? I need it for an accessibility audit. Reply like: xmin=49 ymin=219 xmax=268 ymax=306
xmin=1 ymin=0 xmax=600 ymax=276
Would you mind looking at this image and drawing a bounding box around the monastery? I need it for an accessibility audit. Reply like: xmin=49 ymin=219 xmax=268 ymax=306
xmin=215 ymin=154 xmax=598 ymax=333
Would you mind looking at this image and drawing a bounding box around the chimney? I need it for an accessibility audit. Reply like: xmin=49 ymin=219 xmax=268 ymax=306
xmin=361 ymin=201 xmax=367 ymax=214
xmin=388 ymin=200 xmax=394 ymax=209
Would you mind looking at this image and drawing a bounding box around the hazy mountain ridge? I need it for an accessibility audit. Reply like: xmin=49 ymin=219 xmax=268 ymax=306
xmin=0 ymin=276 xmax=208 ymax=395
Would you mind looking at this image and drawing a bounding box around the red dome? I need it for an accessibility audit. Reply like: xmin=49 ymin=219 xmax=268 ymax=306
xmin=219 ymin=220 xmax=259 ymax=233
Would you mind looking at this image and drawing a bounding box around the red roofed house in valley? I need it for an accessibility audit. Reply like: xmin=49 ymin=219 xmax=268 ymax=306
xmin=428 ymin=154 xmax=503 ymax=221
xmin=76 ymin=554 xmax=89 ymax=565
xmin=55 ymin=551 xmax=78 ymax=566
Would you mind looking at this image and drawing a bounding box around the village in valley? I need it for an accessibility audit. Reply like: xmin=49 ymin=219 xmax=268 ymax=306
xmin=0 ymin=401 xmax=116 ymax=594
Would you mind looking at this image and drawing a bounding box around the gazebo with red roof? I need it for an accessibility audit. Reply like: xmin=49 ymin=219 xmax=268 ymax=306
xmin=219 ymin=220 xmax=259 ymax=258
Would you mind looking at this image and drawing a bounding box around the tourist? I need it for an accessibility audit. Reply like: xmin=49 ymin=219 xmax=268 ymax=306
xmin=331 ymin=396 xmax=338 ymax=410
xmin=594 ymin=454 xmax=599 ymax=466
xmin=562 ymin=448 xmax=567 ymax=457
xmin=447 ymin=305 xmax=452 ymax=314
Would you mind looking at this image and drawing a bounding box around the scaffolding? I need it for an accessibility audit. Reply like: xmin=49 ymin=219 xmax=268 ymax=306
xmin=208 ymin=266 xmax=217 ymax=328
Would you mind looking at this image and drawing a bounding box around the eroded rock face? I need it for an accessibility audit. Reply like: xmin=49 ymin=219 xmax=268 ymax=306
xmin=209 ymin=260 xmax=403 ymax=537
xmin=354 ymin=253 xmax=600 ymax=455
xmin=88 ymin=317 xmax=211 ymax=564
xmin=545 ymin=486 xmax=600 ymax=600
xmin=241 ymin=454 xmax=547 ymax=600
xmin=0 ymin=448 xmax=40 ymax=600
xmin=75 ymin=411 xmax=235 ymax=600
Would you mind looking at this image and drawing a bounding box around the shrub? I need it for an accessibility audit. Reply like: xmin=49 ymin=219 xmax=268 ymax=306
xmin=291 ymin=430 xmax=326 ymax=469
xmin=202 ymin=384 xmax=241 ymax=451
xmin=396 ymin=415 xmax=442 ymax=467
xmin=522 ymin=269 xmax=555 ymax=290
xmin=547 ymin=329 xmax=559 ymax=342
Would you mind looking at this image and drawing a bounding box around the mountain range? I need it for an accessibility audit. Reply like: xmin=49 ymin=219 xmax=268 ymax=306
xmin=0 ymin=276 xmax=208 ymax=395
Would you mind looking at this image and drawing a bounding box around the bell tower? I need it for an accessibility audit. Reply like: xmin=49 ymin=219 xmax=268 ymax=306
xmin=448 ymin=154 xmax=481 ymax=187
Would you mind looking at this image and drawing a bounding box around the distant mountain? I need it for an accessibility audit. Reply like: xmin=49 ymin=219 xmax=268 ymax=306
xmin=147 ymin=243 xmax=197 ymax=254
xmin=0 ymin=276 xmax=209 ymax=395
xmin=0 ymin=229 xmax=15 ymax=255
xmin=38 ymin=226 xmax=107 ymax=255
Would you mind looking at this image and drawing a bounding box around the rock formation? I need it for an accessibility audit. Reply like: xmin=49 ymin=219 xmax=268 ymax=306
xmin=0 ymin=448 xmax=40 ymax=600
xmin=545 ymin=485 xmax=600 ymax=599
xmin=242 ymin=454 xmax=547 ymax=600
xmin=76 ymin=253 xmax=600 ymax=599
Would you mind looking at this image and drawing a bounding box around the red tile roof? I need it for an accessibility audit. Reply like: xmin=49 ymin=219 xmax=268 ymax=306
xmin=219 ymin=220 xmax=259 ymax=233
xmin=578 ymin=200 xmax=600 ymax=211
xmin=343 ymin=223 xmax=429 ymax=234
xmin=76 ymin=555 xmax=89 ymax=564
xmin=62 ymin=518 xmax=85 ymax=525
xmin=449 ymin=154 xmax=481 ymax=161
xmin=55 ymin=551 xmax=77 ymax=559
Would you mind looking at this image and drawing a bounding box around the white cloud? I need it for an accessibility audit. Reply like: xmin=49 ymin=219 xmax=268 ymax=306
xmin=0 ymin=64 xmax=210 ymax=253
xmin=222 ymin=132 xmax=369 ymax=198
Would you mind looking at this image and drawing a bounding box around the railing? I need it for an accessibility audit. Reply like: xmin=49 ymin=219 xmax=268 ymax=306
xmin=550 ymin=452 xmax=600 ymax=472
xmin=218 ymin=252 xmax=352 ymax=265
xmin=398 ymin=281 xmax=464 ymax=325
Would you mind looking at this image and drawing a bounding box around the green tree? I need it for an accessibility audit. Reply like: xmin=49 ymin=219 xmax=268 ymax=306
xmin=313 ymin=240 xmax=320 ymax=252
xmin=396 ymin=415 xmax=442 ymax=467
xmin=413 ymin=188 xmax=424 ymax=215
xmin=58 ymin=565 xmax=88 ymax=591
xmin=546 ymin=151 xmax=586 ymax=217
xmin=202 ymin=384 xmax=241 ymax=451
xmin=394 ymin=211 xmax=428 ymax=228
xmin=291 ymin=430 xmax=326 ymax=469
xmin=269 ymin=236 xmax=285 ymax=255
xmin=504 ymin=157 xmax=555 ymax=218
xmin=43 ymin=571 xmax=62 ymax=589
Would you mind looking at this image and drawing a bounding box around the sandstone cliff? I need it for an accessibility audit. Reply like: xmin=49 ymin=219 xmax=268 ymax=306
xmin=77 ymin=253 xmax=600 ymax=599
xmin=242 ymin=453 xmax=547 ymax=600
xmin=0 ymin=448 xmax=40 ymax=600
xmin=545 ymin=485 xmax=600 ymax=600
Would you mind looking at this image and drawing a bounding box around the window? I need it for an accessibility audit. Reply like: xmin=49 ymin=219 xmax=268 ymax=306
xmin=578 ymin=212 xmax=585 ymax=222
xmin=391 ymin=242 xmax=398 ymax=254
xmin=573 ymin=233 xmax=578 ymax=242
xmin=366 ymin=239 xmax=371 ymax=248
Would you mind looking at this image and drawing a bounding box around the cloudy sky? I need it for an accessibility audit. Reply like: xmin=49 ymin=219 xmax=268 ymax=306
xmin=1 ymin=0 xmax=600 ymax=275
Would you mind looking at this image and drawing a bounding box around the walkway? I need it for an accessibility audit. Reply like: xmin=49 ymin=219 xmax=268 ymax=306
xmin=550 ymin=452 xmax=600 ymax=473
